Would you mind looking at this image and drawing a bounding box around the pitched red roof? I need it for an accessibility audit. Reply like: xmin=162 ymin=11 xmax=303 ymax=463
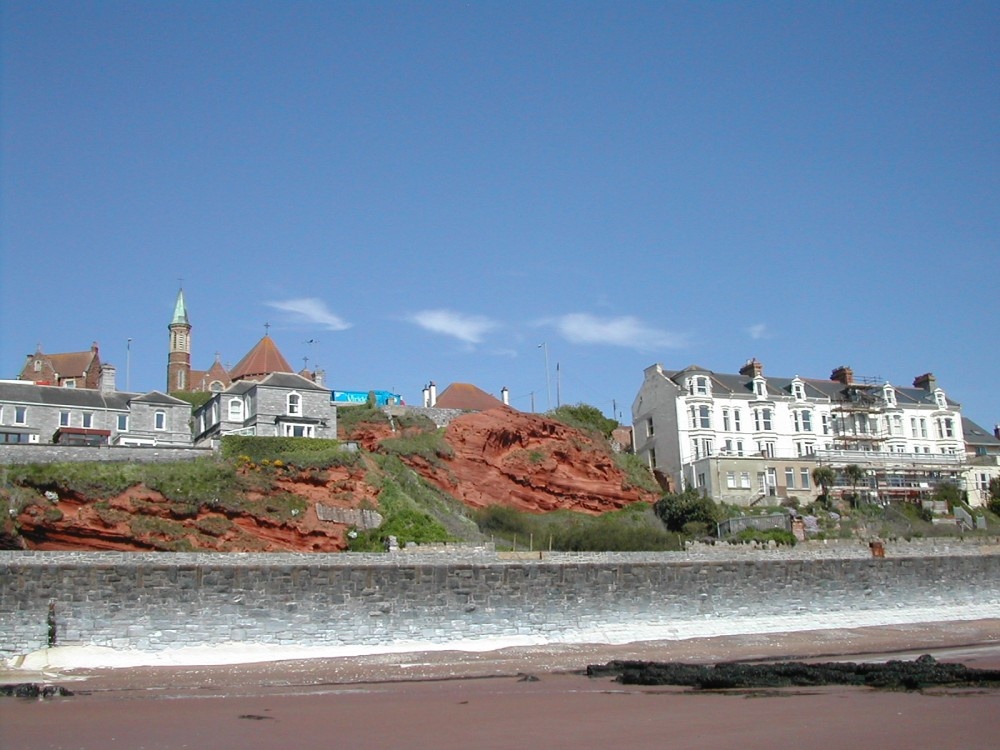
xmin=228 ymin=336 xmax=293 ymax=382
xmin=434 ymin=383 xmax=510 ymax=411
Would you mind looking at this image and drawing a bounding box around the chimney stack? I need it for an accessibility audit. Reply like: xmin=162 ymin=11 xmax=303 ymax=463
xmin=313 ymin=369 xmax=325 ymax=387
xmin=422 ymin=384 xmax=430 ymax=407
xmin=501 ymin=386 xmax=509 ymax=406
xmin=994 ymin=425 xmax=1000 ymax=440
xmin=739 ymin=358 xmax=764 ymax=378
xmin=830 ymin=366 xmax=854 ymax=385
xmin=913 ymin=373 xmax=937 ymax=391
xmin=429 ymin=381 xmax=437 ymax=407
xmin=100 ymin=364 xmax=117 ymax=393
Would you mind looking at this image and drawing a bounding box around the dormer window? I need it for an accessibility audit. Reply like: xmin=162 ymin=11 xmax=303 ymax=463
xmin=694 ymin=376 xmax=709 ymax=395
xmin=791 ymin=380 xmax=805 ymax=400
xmin=754 ymin=379 xmax=766 ymax=397
xmin=228 ymin=398 xmax=244 ymax=421
xmin=33 ymin=359 xmax=42 ymax=372
xmin=934 ymin=391 xmax=947 ymax=408
xmin=883 ymin=385 xmax=896 ymax=407
xmin=287 ymin=392 xmax=302 ymax=416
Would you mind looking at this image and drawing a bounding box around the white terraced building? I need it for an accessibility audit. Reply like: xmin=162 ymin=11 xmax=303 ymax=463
xmin=631 ymin=359 xmax=978 ymax=506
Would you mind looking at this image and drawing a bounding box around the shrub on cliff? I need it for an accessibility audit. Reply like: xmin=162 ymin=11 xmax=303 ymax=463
xmin=548 ymin=403 xmax=619 ymax=439
xmin=653 ymin=488 xmax=721 ymax=533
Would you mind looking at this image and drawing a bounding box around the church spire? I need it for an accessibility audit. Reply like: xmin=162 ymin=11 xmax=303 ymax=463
xmin=167 ymin=288 xmax=192 ymax=392
xmin=172 ymin=288 xmax=190 ymax=325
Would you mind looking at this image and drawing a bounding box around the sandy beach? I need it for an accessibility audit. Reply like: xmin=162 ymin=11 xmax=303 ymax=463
xmin=4 ymin=618 xmax=1000 ymax=749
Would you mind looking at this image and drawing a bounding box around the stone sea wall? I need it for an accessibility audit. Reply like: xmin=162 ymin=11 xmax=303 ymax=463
xmin=2 ymin=548 xmax=999 ymax=658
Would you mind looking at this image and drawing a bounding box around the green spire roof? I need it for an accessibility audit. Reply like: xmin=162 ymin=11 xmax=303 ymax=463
xmin=171 ymin=289 xmax=189 ymax=326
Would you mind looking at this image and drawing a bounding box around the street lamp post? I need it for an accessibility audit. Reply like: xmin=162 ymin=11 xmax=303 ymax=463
xmin=538 ymin=342 xmax=551 ymax=411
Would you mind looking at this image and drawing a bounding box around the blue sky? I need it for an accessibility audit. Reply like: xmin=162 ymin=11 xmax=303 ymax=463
xmin=2 ymin=2 xmax=998 ymax=425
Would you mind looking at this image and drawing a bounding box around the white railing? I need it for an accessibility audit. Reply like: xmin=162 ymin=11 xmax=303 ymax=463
xmin=815 ymin=449 xmax=963 ymax=467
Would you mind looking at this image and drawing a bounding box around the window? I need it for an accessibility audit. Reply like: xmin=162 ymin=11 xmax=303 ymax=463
xmin=785 ymin=468 xmax=795 ymax=489
xmin=33 ymin=359 xmax=42 ymax=372
xmin=740 ymin=471 xmax=751 ymax=489
xmin=733 ymin=409 xmax=742 ymax=432
xmin=793 ymin=410 xmax=812 ymax=432
xmin=82 ymin=412 xmax=93 ymax=428
xmin=648 ymin=448 xmax=657 ymax=470
xmin=758 ymin=441 xmax=775 ymax=458
xmin=645 ymin=418 xmax=654 ymax=437
xmin=976 ymin=473 xmax=990 ymax=491
xmin=281 ymin=423 xmax=314 ymax=438
xmin=735 ymin=440 xmax=745 ymax=456
xmin=726 ymin=471 xmax=737 ymax=489
xmin=884 ymin=387 xmax=896 ymax=406
xmin=287 ymin=392 xmax=302 ymax=416
xmin=154 ymin=410 xmax=166 ymax=430
xmin=59 ymin=411 xmax=71 ymax=427
xmin=701 ymin=438 xmax=713 ymax=457
xmin=697 ymin=405 xmax=711 ymax=429
xmin=935 ymin=391 xmax=947 ymax=408
xmin=722 ymin=408 xmax=731 ymax=431
xmin=754 ymin=379 xmax=766 ymax=397
xmin=228 ymin=398 xmax=244 ymax=422
xmin=893 ymin=415 xmax=903 ymax=436
xmin=14 ymin=406 xmax=26 ymax=424
xmin=117 ymin=414 xmax=128 ymax=431
xmin=753 ymin=408 xmax=772 ymax=431
xmin=724 ymin=439 xmax=733 ymax=454
xmin=919 ymin=418 xmax=928 ymax=438
xmin=792 ymin=382 xmax=805 ymax=400
xmin=937 ymin=418 xmax=954 ymax=439
xmin=910 ymin=418 xmax=918 ymax=438
xmin=64 ymin=379 xmax=76 ymax=388
xmin=697 ymin=472 xmax=706 ymax=488
xmin=821 ymin=413 xmax=830 ymax=435
xmin=800 ymin=468 xmax=810 ymax=489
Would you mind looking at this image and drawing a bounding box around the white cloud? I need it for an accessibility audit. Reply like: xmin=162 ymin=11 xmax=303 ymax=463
xmin=266 ymin=298 xmax=352 ymax=331
xmin=408 ymin=309 xmax=499 ymax=345
xmin=551 ymin=313 xmax=686 ymax=351
xmin=748 ymin=323 xmax=769 ymax=340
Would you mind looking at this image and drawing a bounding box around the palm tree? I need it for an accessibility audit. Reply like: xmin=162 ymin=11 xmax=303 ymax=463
xmin=844 ymin=464 xmax=866 ymax=506
xmin=812 ymin=466 xmax=835 ymax=499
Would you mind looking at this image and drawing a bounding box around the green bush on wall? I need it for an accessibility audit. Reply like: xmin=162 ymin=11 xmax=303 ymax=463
xmin=221 ymin=435 xmax=345 ymax=462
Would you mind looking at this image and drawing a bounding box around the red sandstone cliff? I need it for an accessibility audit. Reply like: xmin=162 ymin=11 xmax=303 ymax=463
xmin=413 ymin=409 xmax=654 ymax=513
xmin=6 ymin=408 xmax=655 ymax=552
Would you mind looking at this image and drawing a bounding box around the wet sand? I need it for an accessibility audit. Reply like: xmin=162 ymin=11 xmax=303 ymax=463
xmin=4 ymin=619 xmax=1000 ymax=749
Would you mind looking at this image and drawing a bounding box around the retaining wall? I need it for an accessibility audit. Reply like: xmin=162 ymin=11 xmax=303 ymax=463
xmin=2 ymin=550 xmax=999 ymax=659
xmin=0 ymin=445 xmax=214 ymax=465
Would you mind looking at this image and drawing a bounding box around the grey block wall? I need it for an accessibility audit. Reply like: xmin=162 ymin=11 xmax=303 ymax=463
xmin=2 ymin=551 xmax=999 ymax=658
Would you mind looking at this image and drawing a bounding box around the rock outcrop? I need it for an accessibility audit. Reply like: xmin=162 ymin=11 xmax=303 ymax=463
xmin=414 ymin=409 xmax=655 ymax=513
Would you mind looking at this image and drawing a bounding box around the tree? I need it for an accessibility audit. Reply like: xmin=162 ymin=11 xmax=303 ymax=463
xmin=653 ymin=488 xmax=720 ymax=533
xmin=812 ymin=466 xmax=835 ymax=498
xmin=988 ymin=477 xmax=1000 ymax=516
xmin=844 ymin=464 xmax=866 ymax=505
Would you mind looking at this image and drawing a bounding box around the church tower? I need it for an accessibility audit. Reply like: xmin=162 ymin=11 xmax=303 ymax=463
xmin=167 ymin=289 xmax=192 ymax=392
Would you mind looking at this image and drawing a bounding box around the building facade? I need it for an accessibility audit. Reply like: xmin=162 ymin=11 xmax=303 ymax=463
xmin=632 ymin=360 xmax=970 ymax=505
xmin=192 ymin=372 xmax=337 ymax=444
xmin=0 ymin=380 xmax=192 ymax=447
xmin=19 ymin=343 xmax=104 ymax=389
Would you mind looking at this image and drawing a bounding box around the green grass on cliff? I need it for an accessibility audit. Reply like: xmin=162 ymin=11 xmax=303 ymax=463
xmin=474 ymin=502 xmax=681 ymax=552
